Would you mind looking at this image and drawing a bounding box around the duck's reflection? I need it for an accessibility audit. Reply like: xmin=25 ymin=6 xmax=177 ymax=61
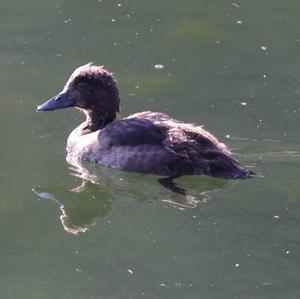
xmin=33 ymin=180 xmax=112 ymax=235
xmin=33 ymin=157 xmax=230 ymax=235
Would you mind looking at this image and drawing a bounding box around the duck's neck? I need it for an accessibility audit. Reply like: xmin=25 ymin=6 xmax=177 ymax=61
xmin=81 ymin=109 xmax=117 ymax=134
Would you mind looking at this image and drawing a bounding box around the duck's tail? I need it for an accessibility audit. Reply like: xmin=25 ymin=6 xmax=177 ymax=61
xmin=203 ymin=152 xmax=254 ymax=180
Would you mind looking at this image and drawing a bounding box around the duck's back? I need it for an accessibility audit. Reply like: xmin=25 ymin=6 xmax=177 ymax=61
xmin=129 ymin=112 xmax=250 ymax=179
xmin=71 ymin=111 xmax=250 ymax=179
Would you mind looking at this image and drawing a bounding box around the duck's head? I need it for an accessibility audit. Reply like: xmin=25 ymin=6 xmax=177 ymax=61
xmin=37 ymin=63 xmax=120 ymax=123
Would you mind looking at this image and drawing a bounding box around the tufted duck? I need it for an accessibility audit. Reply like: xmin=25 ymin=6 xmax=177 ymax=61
xmin=37 ymin=63 xmax=253 ymax=193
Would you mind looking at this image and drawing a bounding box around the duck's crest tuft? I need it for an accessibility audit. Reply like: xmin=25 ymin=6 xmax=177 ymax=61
xmin=65 ymin=63 xmax=115 ymax=89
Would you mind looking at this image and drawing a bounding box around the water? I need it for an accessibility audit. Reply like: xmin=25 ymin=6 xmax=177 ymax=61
xmin=1 ymin=0 xmax=300 ymax=298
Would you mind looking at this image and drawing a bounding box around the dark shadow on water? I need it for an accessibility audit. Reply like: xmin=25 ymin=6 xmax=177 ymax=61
xmin=33 ymin=158 xmax=231 ymax=235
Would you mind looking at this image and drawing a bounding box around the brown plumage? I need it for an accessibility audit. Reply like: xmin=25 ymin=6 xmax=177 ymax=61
xmin=37 ymin=63 xmax=253 ymax=190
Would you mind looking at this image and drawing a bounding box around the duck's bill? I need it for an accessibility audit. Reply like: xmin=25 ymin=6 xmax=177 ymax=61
xmin=37 ymin=92 xmax=74 ymax=112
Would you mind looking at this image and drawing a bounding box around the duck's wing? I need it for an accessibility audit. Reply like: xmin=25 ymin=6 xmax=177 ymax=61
xmin=97 ymin=118 xmax=174 ymax=174
xmin=98 ymin=117 xmax=252 ymax=179
xmin=166 ymin=141 xmax=252 ymax=179
xmin=161 ymin=123 xmax=252 ymax=179
xmin=101 ymin=117 xmax=168 ymax=147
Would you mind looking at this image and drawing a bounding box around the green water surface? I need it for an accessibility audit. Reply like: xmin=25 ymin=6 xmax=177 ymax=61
xmin=1 ymin=0 xmax=300 ymax=298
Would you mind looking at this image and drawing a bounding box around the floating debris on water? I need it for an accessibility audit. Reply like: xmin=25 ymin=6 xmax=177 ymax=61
xmin=232 ymin=2 xmax=240 ymax=8
xmin=260 ymin=46 xmax=267 ymax=51
xmin=241 ymin=102 xmax=247 ymax=106
xmin=261 ymin=282 xmax=272 ymax=286
xmin=64 ymin=18 xmax=72 ymax=24
xmin=127 ymin=269 xmax=133 ymax=274
xmin=154 ymin=64 xmax=165 ymax=70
